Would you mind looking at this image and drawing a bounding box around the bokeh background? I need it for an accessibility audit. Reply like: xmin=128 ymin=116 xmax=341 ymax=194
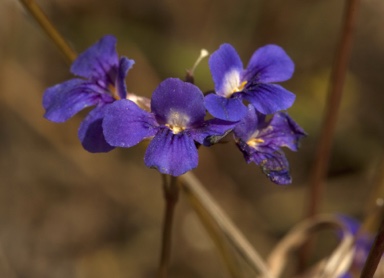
xmin=1 ymin=0 xmax=383 ymax=277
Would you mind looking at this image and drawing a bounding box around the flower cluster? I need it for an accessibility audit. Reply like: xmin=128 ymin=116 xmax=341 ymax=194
xmin=43 ymin=35 xmax=306 ymax=183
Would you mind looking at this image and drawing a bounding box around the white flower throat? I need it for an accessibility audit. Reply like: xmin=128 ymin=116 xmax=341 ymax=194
xmin=166 ymin=111 xmax=190 ymax=134
xmin=222 ymin=70 xmax=247 ymax=98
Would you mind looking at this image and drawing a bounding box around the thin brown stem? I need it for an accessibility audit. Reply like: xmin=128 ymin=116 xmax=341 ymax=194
xmin=307 ymin=0 xmax=361 ymax=219
xmin=360 ymin=218 xmax=384 ymax=278
xmin=301 ymin=0 xmax=361 ymax=271
xmin=158 ymin=175 xmax=179 ymax=278
xmin=18 ymin=0 xmax=77 ymax=64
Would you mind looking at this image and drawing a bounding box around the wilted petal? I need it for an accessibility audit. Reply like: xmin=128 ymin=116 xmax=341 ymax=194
xmin=43 ymin=79 xmax=111 ymax=122
xmin=243 ymin=145 xmax=292 ymax=185
xmin=243 ymin=83 xmax=295 ymax=114
xmin=78 ymin=105 xmax=114 ymax=153
xmin=103 ymin=99 xmax=158 ymax=148
xmin=116 ymin=57 xmax=135 ymax=99
xmin=209 ymin=43 xmax=243 ymax=97
xmin=151 ymin=78 xmax=205 ymax=126
xmin=242 ymin=44 xmax=294 ymax=83
xmin=205 ymin=93 xmax=247 ymax=121
xmin=70 ymin=35 xmax=119 ymax=84
xmin=144 ymin=128 xmax=198 ymax=176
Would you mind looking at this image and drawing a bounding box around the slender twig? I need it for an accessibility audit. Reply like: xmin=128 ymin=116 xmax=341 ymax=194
xmin=306 ymin=0 xmax=361 ymax=218
xmin=360 ymin=218 xmax=384 ymax=278
xmin=18 ymin=0 xmax=76 ymax=64
xmin=302 ymin=1 xmax=361 ymax=268
xmin=180 ymin=173 xmax=273 ymax=278
xmin=363 ymin=154 xmax=384 ymax=231
xmin=187 ymin=191 xmax=242 ymax=278
xmin=158 ymin=175 xmax=179 ymax=278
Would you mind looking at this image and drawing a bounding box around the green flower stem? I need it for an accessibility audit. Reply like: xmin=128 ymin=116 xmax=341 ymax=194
xmin=158 ymin=175 xmax=179 ymax=278
xmin=18 ymin=0 xmax=77 ymax=64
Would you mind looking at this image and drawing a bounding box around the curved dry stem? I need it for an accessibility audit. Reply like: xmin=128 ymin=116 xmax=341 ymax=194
xmin=266 ymin=215 xmax=355 ymax=278
xmin=180 ymin=172 xmax=273 ymax=278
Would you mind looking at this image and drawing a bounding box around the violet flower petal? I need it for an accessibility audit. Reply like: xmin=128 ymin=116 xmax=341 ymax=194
xmin=144 ymin=128 xmax=198 ymax=176
xmin=190 ymin=118 xmax=238 ymax=146
xmin=43 ymin=79 xmax=112 ymax=122
xmin=103 ymin=99 xmax=158 ymax=148
xmin=70 ymin=35 xmax=119 ymax=85
xmin=241 ymin=144 xmax=292 ymax=185
xmin=116 ymin=57 xmax=135 ymax=99
xmin=78 ymin=105 xmax=114 ymax=153
xmin=259 ymin=112 xmax=307 ymax=151
xmin=204 ymin=93 xmax=247 ymax=121
xmin=243 ymin=83 xmax=295 ymax=114
xmin=209 ymin=43 xmax=243 ymax=97
xmin=151 ymin=78 xmax=205 ymax=126
xmin=233 ymin=105 xmax=264 ymax=141
xmin=242 ymin=44 xmax=294 ymax=83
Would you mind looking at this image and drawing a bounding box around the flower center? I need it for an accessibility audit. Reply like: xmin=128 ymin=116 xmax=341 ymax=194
xmin=222 ymin=70 xmax=247 ymax=98
xmin=233 ymin=81 xmax=247 ymax=94
xmin=246 ymin=138 xmax=264 ymax=148
xmin=165 ymin=111 xmax=189 ymax=134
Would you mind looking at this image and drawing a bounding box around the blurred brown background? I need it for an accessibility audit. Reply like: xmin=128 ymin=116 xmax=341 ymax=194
xmin=0 ymin=0 xmax=383 ymax=277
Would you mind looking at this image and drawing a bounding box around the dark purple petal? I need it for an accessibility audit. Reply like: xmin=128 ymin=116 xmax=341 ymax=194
xmin=233 ymin=105 xmax=265 ymax=141
xmin=189 ymin=118 xmax=238 ymax=146
xmin=78 ymin=105 xmax=114 ymax=153
xmin=70 ymin=35 xmax=118 ymax=86
xmin=338 ymin=273 xmax=352 ymax=278
xmin=258 ymin=112 xmax=307 ymax=151
xmin=116 ymin=57 xmax=135 ymax=99
xmin=151 ymin=78 xmax=205 ymax=126
xmin=144 ymin=128 xmax=198 ymax=176
xmin=256 ymin=151 xmax=291 ymax=185
xmin=102 ymin=99 xmax=158 ymax=148
xmin=209 ymin=43 xmax=243 ymax=97
xmin=43 ymin=79 xmax=112 ymax=122
xmin=337 ymin=215 xmax=375 ymax=269
xmin=242 ymin=44 xmax=294 ymax=83
xmin=237 ymin=141 xmax=292 ymax=185
xmin=204 ymin=93 xmax=247 ymax=121
xmin=243 ymin=83 xmax=295 ymax=114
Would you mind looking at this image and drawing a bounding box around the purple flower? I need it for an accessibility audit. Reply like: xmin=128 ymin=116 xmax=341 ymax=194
xmin=206 ymin=43 xmax=296 ymax=121
xmin=42 ymin=35 xmax=135 ymax=153
xmin=103 ymin=78 xmax=237 ymax=176
xmin=338 ymin=215 xmax=376 ymax=271
xmin=234 ymin=105 xmax=306 ymax=184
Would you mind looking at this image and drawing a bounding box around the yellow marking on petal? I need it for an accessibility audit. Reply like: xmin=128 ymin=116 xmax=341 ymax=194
xmin=166 ymin=111 xmax=189 ymax=134
xmin=108 ymin=84 xmax=121 ymax=100
xmin=165 ymin=124 xmax=185 ymax=134
xmin=225 ymin=80 xmax=248 ymax=98
xmin=247 ymin=138 xmax=264 ymax=148
xmin=235 ymin=81 xmax=247 ymax=92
